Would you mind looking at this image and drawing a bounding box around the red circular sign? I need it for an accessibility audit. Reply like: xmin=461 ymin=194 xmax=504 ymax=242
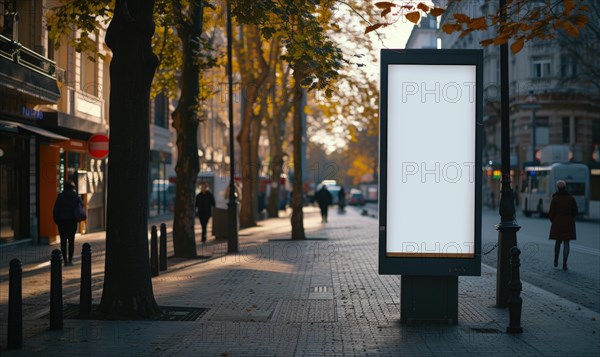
xmin=88 ymin=134 xmax=109 ymax=159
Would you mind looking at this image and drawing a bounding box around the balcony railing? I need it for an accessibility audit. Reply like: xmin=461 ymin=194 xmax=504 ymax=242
xmin=0 ymin=33 xmax=57 ymax=79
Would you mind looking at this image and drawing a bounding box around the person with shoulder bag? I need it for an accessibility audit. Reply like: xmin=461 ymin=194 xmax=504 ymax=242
xmin=53 ymin=181 xmax=86 ymax=266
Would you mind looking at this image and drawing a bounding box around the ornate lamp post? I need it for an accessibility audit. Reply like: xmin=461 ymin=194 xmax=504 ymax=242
xmin=495 ymin=0 xmax=521 ymax=308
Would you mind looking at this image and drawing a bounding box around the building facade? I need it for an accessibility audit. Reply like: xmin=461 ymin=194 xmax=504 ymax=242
xmin=436 ymin=0 xmax=600 ymax=202
xmin=1 ymin=0 xmax=64 ymax=244
xmin=1 ymin=0 xmax=177 ymax=246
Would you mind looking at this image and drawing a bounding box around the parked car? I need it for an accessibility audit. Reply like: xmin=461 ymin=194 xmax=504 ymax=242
xmin=349 ymin=189 xmax=365 ymax=206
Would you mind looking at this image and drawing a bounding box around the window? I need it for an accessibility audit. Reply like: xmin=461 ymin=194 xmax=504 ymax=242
xmin=535 ymin=116 xmax=549 ymax=146
xmin=79 ymin=34 xmax=98 ymax=96
xmin=532 ymin=60 xmax=552 ymax=78
xmin=562 ymin=117 xmax=570 ymax=144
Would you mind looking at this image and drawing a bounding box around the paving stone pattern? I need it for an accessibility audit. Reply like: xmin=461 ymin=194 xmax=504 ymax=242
xmin=1 ymin=207 xmax=599 ymax=356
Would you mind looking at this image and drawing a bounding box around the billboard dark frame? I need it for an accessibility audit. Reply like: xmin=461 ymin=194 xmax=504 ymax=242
xmin=379 ymin=49 xmax=483 ymax=276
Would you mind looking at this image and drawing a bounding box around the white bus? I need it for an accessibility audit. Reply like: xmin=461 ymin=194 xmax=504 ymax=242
xmin=521 ymin=163 xmax=590 ymax=217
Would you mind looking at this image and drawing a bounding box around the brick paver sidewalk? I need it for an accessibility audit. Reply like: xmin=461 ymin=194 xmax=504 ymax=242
xmin=1 ymin=206 xmax=599 ymax=356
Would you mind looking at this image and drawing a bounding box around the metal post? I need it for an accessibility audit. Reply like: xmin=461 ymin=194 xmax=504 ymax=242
xmin=151 ymin=225 xmax=159 ymax=277
xmin=80 ymin=243 xmax=92 ymax=317
xmin=531 ymin=109 xmax=536 ymax=163
xmin=507 ymin=246 xmax=523 ymax=333
xmin=160 ymin=223 xmax=167 ymax=271
xmin=50 ymin=249 xmax=63 ymax=330
xmin=226 ymin=0 xmax=238 ymax=253
xmin=8 ymin=258 xmax=22 ymax=349
xmin=495 ymin=0 xmax=521 ymax=308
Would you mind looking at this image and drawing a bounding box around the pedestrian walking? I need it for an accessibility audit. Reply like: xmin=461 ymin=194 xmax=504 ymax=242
xmin=53 ymin=181 xmax=85 ymax=266
xmin=338 ymin=186 xmax=346 ymax=213
xmin=549 ymin=180 xmax=578 ymax=270
xmin=315 ymin=185 xmax=333 ymax=223
xmin=195 ymin=182 xmax=216 ymax=242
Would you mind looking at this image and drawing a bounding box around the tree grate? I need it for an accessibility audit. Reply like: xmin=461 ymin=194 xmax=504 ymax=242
xmin=41 ymin=304 xmax=209 ymax=322
xmin=470 ymin=327 xmax=503 ymax=334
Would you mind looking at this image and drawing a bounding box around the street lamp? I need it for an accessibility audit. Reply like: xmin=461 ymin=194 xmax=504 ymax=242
xmin=495 ymin=0 xmax=521 ymax=309
xmin=521 ymin=91 xmax=542 ymax=164
xmin=226 ymin=0 xmax=238 ymax=253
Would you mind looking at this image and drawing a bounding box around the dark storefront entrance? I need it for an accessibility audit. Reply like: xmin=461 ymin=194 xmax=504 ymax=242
xmin=0 ymin=132 xmax=28 ymax=243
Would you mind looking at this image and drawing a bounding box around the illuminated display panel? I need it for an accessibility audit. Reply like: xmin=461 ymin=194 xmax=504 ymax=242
xmin=379 ymin=49 xmax=482 ymax=276
xmin=387 ymin=64 xmax=476 ymax=257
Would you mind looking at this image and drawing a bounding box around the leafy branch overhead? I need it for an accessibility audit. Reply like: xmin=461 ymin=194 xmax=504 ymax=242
xmin=368 ymin=0 xmax=589 ymax=54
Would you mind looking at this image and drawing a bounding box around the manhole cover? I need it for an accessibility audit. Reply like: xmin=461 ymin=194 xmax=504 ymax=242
xmin=41 ymin=304 xmax=209 ymax=322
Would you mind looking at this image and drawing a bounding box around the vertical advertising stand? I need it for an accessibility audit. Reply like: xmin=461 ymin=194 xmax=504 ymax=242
xmin=379 ymin=49 xmax=483 ymax=324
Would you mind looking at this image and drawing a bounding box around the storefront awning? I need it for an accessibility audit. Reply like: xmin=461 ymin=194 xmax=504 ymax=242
xmin=0 ymin=120 xmax=69 ymax=140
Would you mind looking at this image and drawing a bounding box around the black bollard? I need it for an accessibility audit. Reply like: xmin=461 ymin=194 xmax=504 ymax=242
xmin=151 ymin=225 xmax=159 ymax=277
xmin=8 ymin=258 xmax=23 ymax=349
xmin=506 ymin=246 xmax=523 ymax=334
xmin=160 ymin=223 xmax=167 ymax=271
xmin=50 ymin=249 xmax=63 ymax=330
xmin=80 ymin=243 xmax=92 ymax=317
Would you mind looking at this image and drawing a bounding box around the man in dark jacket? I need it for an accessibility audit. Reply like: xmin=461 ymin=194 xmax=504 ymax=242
xmin=195 ymin=182 xmax=216 ymax=242
xmin=314 ymin=185 xmax=333 ymax=223
xmin=549 ymin=180 xmax=578 ymax=270
xmin=53 ymin=181 xmax=83 ymax=266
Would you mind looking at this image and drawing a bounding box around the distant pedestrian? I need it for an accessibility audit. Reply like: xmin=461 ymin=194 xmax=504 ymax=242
xmin=195 ymin=182 xmax=215 ymax=242
xmin=315 ymin=185 xmax=333 ymax=223
xmin=513 ymin=186 xmax=520 ymax=207
xmin=338 ymin=187 xmax=346 ymax=213
xmin=53 ymin=181 xmax=84 ymax=266
xmin=549 ymin=180 xmax=578 ymax=270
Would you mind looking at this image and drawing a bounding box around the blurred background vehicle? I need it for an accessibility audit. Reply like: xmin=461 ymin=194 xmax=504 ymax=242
xmin=348 ymin=188 xmax=365 ymax=206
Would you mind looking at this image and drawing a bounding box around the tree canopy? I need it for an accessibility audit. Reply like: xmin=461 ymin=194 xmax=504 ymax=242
xmin=368 ymin=0 xmax=590 ymax=53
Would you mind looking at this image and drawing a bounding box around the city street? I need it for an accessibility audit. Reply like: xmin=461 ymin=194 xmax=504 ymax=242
xmin=1 ymin=206 xmax=599 ymax=355
xmin=481 ymin=207 xmax=600 ymax=313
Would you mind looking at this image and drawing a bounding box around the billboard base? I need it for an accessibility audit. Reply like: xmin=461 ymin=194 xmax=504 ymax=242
xmin=400 ymin=275 xmax=458 ymax=325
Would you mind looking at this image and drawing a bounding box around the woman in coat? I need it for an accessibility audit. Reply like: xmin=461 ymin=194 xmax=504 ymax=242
xmin=53 ymin=181 xmax=84 ymax=266
xmin=549 ymin=180 xmax=578 ymax=270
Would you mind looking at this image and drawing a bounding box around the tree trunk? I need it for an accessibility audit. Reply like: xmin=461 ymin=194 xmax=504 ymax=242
xmin=99 ymin=0 xmax=161 ymax=318
xmin=237 ymin=112 xmax=256 ymax=228
xmin=235 ymin=25 xmax=270 ymax=229
xmin=171 ymin=5 xmax=204 ymax=258
xmin=291 ymin=71 xmax=305 ymax=240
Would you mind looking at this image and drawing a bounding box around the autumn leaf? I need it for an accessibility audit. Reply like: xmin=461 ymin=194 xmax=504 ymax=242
xmin=417 ymin=3 xmax=430 ymax=13
xmin=563 ymin=0 xmax=575 ymax=17
xmin=479 ymin=39 xmax=494 ymax=46
xmin=562 ymin=21 xmax=580 ymax=37
xmin=459 ymin=29 xmax=474 ymax=38
xmin=520 ymin=23 xmax=532 ymax=32
xmin=510 ymin=37 xmax=525 ymax=54
xmin=572 ymin=15 xmax=589 ymax=28
xmin=375 ymin=1 xmax=395 ymax=10
xmin=429 ymin=7 xmax=445 ymax=17
xmin=442 ymin=23 xmax=462 ymax=34
xmin=365 ymin=23 xmax=384 ymax=34
xmin=453 ymin=13 xmax=470 ymax=23
xmin=492 ymin=34 xmax=510 ymax=45
xmin=405 ymin=11 xmax=421 ymax=24
xmin=467 ymin=17 xmax=487 ymax=30
xmin=382 ymin=7 xmax=392 ymax=17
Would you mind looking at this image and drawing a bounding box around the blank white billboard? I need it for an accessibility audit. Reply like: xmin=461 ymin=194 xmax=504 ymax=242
xmin=386 ymin=64 xmax=476 ymax=257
